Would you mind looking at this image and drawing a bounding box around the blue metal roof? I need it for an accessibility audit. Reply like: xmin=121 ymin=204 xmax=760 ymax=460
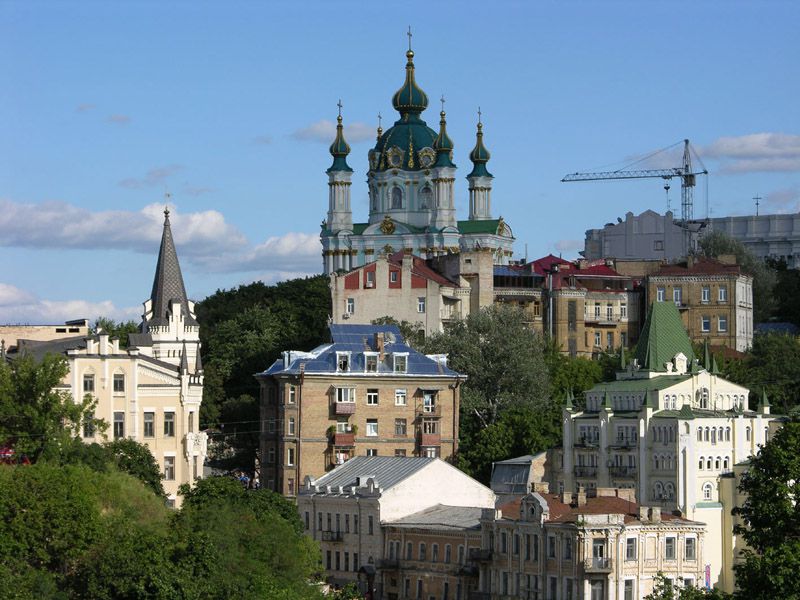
xmin=259 ymin=323 xmax=462 ymax=378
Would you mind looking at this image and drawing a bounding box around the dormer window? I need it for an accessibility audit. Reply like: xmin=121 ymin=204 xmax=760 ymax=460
xmin=337 ymin=352 xmax=351 ymax=372
xmin=393 ymin=353 xmax=408 ymax=373
xmin=364 ymin=353 xmax=379 ymax=373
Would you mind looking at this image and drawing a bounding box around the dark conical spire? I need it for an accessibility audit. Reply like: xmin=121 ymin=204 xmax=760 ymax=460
xmin=195 ymin=343 xmax=203 ymax=373
xmin=703 ymin=340 xmax=711 ymax=370
xmin=180 ymin=340 xmax=189 ymax=374
xmin=147 ymin=208 xmax=197 ymax=327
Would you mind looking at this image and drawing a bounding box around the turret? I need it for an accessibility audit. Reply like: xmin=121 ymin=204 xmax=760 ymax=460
xmin=431 ymin=103 xmax=456 ymax=229
xmin=467 ymin=110 xmax=493 ymax=220
xmin=326 ymin=102 xmax=354 ymax=235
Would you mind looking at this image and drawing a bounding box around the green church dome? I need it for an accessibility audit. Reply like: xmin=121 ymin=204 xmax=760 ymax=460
xmin=392 ymin=50 xmax=429 ymax=115
xmin=328 ymin=113 xmax=352 ymax=173
xmin=468 ymin=120 xmax=492 ymax=178
xmin=433 ymin=110 xmax=455 ymax=168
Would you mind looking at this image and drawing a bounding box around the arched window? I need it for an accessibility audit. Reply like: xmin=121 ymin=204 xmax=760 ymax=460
xmin=725 ymin=427 xmax=731 ymax=442
xmin=723 ymin=457 xmax=729 ymax=471
xmin=765 ymin=427 xmax=769 ymax=442
xmin=703 ymin=482 xmax=714 ymax=501
xmin=718 ymin=427 xmax=724 ymax=441
xmin=697 ymin=428 xmax=702 ymax=442
xmin=746 ymin=427 xmax=751 ymax=442
xmin=671 ymin=395 xmax=677 ymax=409
xmin=391 ymin=187 xmax=403 ymax=209
xmin=419 ymin=186 xmax=432 ymax=209
xmin=706 ymin=458 xmax=712 ymax=470
xmin=699 ymin=388 xmax=709 ymax=409
xmin=715 ymin=457 xmax=720 ymax=470
xmin=654 ymin=455 xmax=660 ymax=470
xmin=704 ymin=427 xmax=710 ymax=442
xmin=711 ymin=429 xmax=716 ymax=444
xmin=654 ymin=482 xmax=664 ymax=500
xmin=698 ymin=457 xmax=704 ymax=470
xmin=665 ymin=483 xmax=675 ymax=500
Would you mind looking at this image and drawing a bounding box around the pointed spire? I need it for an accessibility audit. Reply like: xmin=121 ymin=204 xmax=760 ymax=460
xmin=603 ymin=390 xmax=613 ymax=412
xmin=711 ymin=354 xmax=720 ymax=375
xmin=565 ymin=389 xmax=574 ymax=411
xmin=391 ymin=40 xmax=429 ymax=118
xmin=147 ymin=206 xmax=197 ymax=327
xmin=760 ymin=388 xmax=770 ymax=408
xmin=180 ymin=341 xmax=189 ymax=374
xmin=468 ymin=108 xmax=493 ymax=178
xmin=703 ymin=340 xmax=711 ymax=370
xmin=194 ymin=343 xmax=203 ymax=373
xmin=328 ymin=100 xmax=353 ymax=173
xmin=433 ymin=98 xmax=455 ymax=168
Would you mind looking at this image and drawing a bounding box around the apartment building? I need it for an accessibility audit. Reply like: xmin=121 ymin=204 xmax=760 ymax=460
xmin=6 ymin=209 xmax=206 ymax=506
xmin=474 ymin=486 xmax=706 ymax=600
xmin=646 ymin=257 xmax=753 ymax=351
xmin=551 ymin=301 xmax=779 ymax=588
xmin=257 ymin=324 xmax=464 ymax=497
xmin=296 ymin=456 xmax=495 ymax=596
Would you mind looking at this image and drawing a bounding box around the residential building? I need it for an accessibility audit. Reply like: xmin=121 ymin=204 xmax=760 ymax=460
xmin=0 ymin=319 xmax=89 ymax=353
xmin=490 ymin=453 xmax=551 ymax=505
xmin=257 ymin=324 xmax=464 ymax=497
xmin=646 ymin=257 xmax=753 ymax=351
xmin=552 ymin=301 xmax=780 ymax=587
xmin=297 ymin=456 xmax=495 ymax=597
xmin=475 ymin=486 xmax=706 ymax=600
xmin=320 ymin=44 xmax=515 ymax=274
xmin=583 ymin=209 xmax=800 ymax=268
xmin=6 ymin=209 xmax=206 ymax=506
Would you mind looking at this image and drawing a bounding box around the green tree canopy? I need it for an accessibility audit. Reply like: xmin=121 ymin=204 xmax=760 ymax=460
xmin=732 ymin=419 xmax=800 ymax=599
xmin=93 ymin=317 xmax=140 ymax=348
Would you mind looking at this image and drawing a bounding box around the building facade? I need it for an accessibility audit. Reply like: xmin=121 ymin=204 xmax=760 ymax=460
xmin=7 ymin=210 xmax=206 ymax=506
xmin=257 ymin=324 xmax=464 ymax=497
xmin=475 ymin=487 xmax=706 ymax=600
xmin=320 ymin=45 xmax=515 ymax=274
xmin=296 ymin=456 xmax=495 ymax=597
xmin=646 ymin=257 xmax=753 ymax=352
xmin=552 ymin=301 xmax=779 ymax=588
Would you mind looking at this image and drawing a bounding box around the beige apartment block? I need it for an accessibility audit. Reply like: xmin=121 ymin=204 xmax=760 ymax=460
xmin=257 ymin=324 xmax=463 ymax=497
xmin=0 ymin=319 xmax=89 ymax=353
xmin=474 ymin=487 xmax=706 ymax=600
xmin=6 ymin=210 xmax=206 ymax=506
xmin=296 ymin=456 xmax=496 ymax=597
xmin=646 ymin=256 xmax=753 ymax=352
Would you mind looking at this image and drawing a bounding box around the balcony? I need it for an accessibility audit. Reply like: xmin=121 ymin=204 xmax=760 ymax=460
xmin=584 ymin=557 xmax=612 ymax=572
xmin=321 ymin=530 xmax=343 ymax=542
xmin=334 ymin=402 xmax=356 ymax=416
xmin=468 ymin=548 xmax=493 ymax=562
xmin=609 ymin=466 xmax=637 ymax=478
xmin=574 ymin=438 xmax=599 ymax=448
xmin=574 ymin=466 xmax=598 ymax=478
xmin=608 ymin=438 xmax=637 ymax=450
xmin=332 ymin=433 xmax=355 ymax=447
xmin=417 ymin=405 xmax=441 ymax=418
xmin=378 ymin=558 xmax=398 ymax=570
xmin=419 ymin=432 xmax=441 ymax=447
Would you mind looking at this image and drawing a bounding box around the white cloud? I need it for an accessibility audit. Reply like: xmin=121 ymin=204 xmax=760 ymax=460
xmin=291 ymin=120 xmax=375 ymax=144
xmin=764 ymin=187 xmax=800 ymax=213
xmin=553 ymin=239 xmax=583 ymax=254
xmin=182 ymin=184 xmax=215 ymax=197
xmin=197 ymin=231 xmax=321 ymax=275
xmin=106 ymin=114 xmax=131 ymax=125
xmin=701 ymin=133 xmax=800 ymax=173
xmin=0 ymin=283 xmax=140 ymax=325
xmin=119 ymin=164 xmax=184 ymax=189
xmin=0 ymin=199 xmax=247 ymax=257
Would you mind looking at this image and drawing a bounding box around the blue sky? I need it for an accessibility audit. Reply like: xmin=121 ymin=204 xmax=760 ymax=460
xmin=1 ymin=0 xmax=798 ymax=324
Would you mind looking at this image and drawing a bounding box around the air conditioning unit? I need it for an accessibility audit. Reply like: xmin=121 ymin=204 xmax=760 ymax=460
xmin=342 ymin=313 xmax=350 ymax=319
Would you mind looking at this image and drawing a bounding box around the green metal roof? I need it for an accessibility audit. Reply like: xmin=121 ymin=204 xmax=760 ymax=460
xmin=457 ymin=218 xmax=502 ymax=234
xmin=587 ymin=375 xmax=691 ymax=394
xmin=635 ymin=302 xmax=696 ymax=371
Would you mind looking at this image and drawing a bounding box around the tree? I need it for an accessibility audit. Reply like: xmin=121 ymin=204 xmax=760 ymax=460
xmin=371 ymin=315 xmax=426 ymax=349
xmin=0 ymin=354 xmax=96 ymax=462
xmin=645 ymin=573 xmax=731 ymax=599
xmin=697 ymin=231 xmax=777 ymax=323
xmin=93 ymin=317 xmax=140 ymax=348
xmin=105 ymin=438 xmax=166 ymax=498
xmin=732 ymin=419 xmax=800 ymax=599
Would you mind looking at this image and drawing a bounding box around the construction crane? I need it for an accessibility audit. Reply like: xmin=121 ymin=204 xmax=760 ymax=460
xmin=561 ymin=139 xmax=708 ymax=223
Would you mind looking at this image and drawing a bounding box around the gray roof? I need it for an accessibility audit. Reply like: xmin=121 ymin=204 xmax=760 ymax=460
xmin=308 ymin=456 xmax=436 ymax=492
xmin=386 ymin=504 xmax=484 ymax=531
xmin=494 ymin=454 xmax=536 ymax=465
xmin=127 ymin=333 xmax=153 ymax=347
xmin=10 ymin=336 xmax=88 ymax=361
xmin=260 ymin=324 xmax=461 ymax=378
xmin=146 ymin=210 xmax=197 ymax=327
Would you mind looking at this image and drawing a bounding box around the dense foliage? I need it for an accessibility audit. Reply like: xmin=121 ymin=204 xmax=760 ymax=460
xmin=93 ymin=317 xmax=140 ymax=347
xmin=194 ymin=276 xmax=331 ymax=471
xmin=644 ymin=573 xmax=731 ymax=599
xmin=732 ymin=419 xmax=800 ymax=599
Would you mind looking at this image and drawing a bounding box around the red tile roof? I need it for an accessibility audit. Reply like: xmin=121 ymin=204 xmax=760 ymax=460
xmin=388 ymin=252 xmax=457 ymax=288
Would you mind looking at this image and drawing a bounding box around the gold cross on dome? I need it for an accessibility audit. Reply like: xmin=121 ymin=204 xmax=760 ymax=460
xmin=477 ymin=106 xmax=482 ymax=124
xmin=407 ymin=26 xmax=412 ymax=50
xmin=440 ymin=95 xmax=445 ymax=112
xmin=337 ymin=99 xmax=343 ymax=118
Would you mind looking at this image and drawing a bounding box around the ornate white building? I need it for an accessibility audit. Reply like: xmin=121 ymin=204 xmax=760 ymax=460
xmin=320 ymin=45 xmax=515 ymax=274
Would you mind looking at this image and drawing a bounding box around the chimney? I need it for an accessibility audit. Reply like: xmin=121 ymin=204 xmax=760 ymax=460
xmin=375 ymin=332 xmax=385 ymax=359
xmin=532 ymin=481 xmax=550 ymax=494
xmin=687 ymin=255 xmax=694 ymax=269
xmin=98 ymin=332 xmax=109 ymax=356
xmin=718 ymin=254 xmax=737 ymax=265
xmin=576 ymin=486 xmax=587 ymax=507
xmin=639 ymin=506 xmax=649 ymax=521
xmin=560 ymin=490 xmax=573 ymax=505
xmin=649 ymin=507 xmax=662 ymax=523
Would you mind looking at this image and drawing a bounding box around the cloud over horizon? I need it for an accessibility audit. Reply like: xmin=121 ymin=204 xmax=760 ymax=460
xmin=291 ymin=119 xmax=375 ymax=144
xmin=119 ymin=164 xmax=185 ymax=189
xmin=701 ymin=133 xmax=800 ymax=174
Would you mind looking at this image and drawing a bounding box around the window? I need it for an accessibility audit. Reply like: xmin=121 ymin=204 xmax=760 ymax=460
xmin=368 ymin=515 xmax=374 ymax=535
xmin=391 ymin=187 xmax=403 ymax=209
xmin=337 ymin=352 xmax=350 ymax=372
xmin=113 ymin=373 xmax=125 ymax=393
xmin=547 ymin=536 xmax=556 ymax=558
xmin=673 ymin=287 xmax=683 ymax=305
xmin=458 ymin=545 xmax=465 ymax=564
xmin=606 ymin=332 xmax=614 ymax=349
xmin=594 ymin=332 xmax=601 ymax=347
xmin=393 ymin=354 xmax=408 ymax=373
xmin=719 ymin=286 xmax=728 ymax=302
xmin=424 ymin=446 xmax=439 ymax=458
xmin=164 ymin=456 xmax=175 ymax=481
xmin=366 ymin=448 xmax=378 ymax=457
xmin=620 ymin=303 xmax=628 ymax=318
xmin=336 ymin=387 xmax=355 ymax=403
xmin=701 ymin=316 xmax=710 ymax=332
xmin=703 ymin=482 xmax=713 ymax=501
xmin=406 ymin=542 xmax=413 ymax=560
xmin=718 ymin=316 xmax=728 ymax=332
xmin=657 ymin=287 xmax=666 ymax=302
xmin=113 ymin=411 xmax=124 ymax=439
xmin=365 ymin=354 xmax=378 ymax=373
xmin=419 ymin=542 xmax=426 ymax=561
xmin=83 ymin=412 xmax=95 ymax=438
xmin=164 ymin=412 xmax=175 ymax=437
xmin=287 ymin=417 xmax=296 ymax=435
xmin=594 ymin=303 xmax=601 ymax=318
xmin=288 ymin=385 xmax=297 ymax=404
xmin=686 ymin=537 xmax=697 ymax=560
xmin=625 ymin=538 xmax=637 ymax=561
xmin=665 ymin=537 xmax=676 ymax=560
xmin=500 ymin=532 xmax=507 ymax=554
xmin=267 ymin=447 xmax=275 ymax=463
xmin=701 ymin=286 xmax=710 ymax=303
xmin=395 ymin=389 xmax=407 ymax=406
xmin=394 ymin=449 xmax=406 ymax=456
xmin=287 ymin=447 xmax=295 ymax=466
xmin=445 ymin=544 xmax=451 ymax=563
xmin=417 ymin=297 xmax=426 ymax=313
xmin=432 ymin=544 xmax=439 ymax=562
xmin=395 ymin=418 xmax=407 ymax=436
xmin=423 ymin=391 xmax=437 ymax=413
xmin=624 ymin=580 xmax=634 ymax=600
xmin=366 ymin=389 xmax=379 ymax=405
xmin=83 ymin=374 xmax=95 ymax=393
xmin=144 ymin=412 xmax=155 ymax=438
xmin=563 ymin=537 xmax=572 ymax=560
xmin=188 ymin=412 xmax=194 ymax=433
xmin=390 ymin=271 xmax=398 ymax=283
xmin=346 ymin=297 xmax=355 ymax=315
xmin=366 ymin=419 xmax=378 ymax=437
xmin=606 ymin=304 xmax=613 ymax=320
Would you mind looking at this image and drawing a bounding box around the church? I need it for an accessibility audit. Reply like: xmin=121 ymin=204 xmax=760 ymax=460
xmin=320 ymin=43 xmax=515 ymax=274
